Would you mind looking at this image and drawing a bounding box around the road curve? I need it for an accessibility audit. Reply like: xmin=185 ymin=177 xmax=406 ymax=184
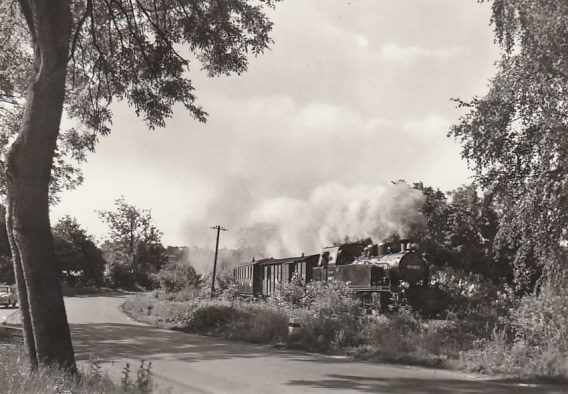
xmin=64 ymin=294 xmax=564 ymax=394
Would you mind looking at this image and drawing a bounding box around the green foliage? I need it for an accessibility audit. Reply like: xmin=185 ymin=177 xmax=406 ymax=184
xmin=0 ymin=0 xmax=282 ymax=196
xmin=52 ymin=216 xmax=106 ymax=286
xmin=447 ymin=3 xmax=568 ymax=378
xmin=0 ymin=341 xmax=155 ymax=393
xmin=2 ymin=0 xmax=282 ymax=133
xmin=271 ymin=272 xmax=306 ymax=307
xmin=200 ymin=269 xmax=239 ymax=300
xmin=179 ymin=301 xmax=289 ymax=344
xmin=124 ymin=285 xmax=364 ymax=353
xmin=102 ymin=255 xmax=137 ymax=289
xmin=98 ymin=197 xmax=163 ymax=249
xmin=450 ymin=0 xmax=568 ymax=285
xmin=272 ymin=278 xmax=365 ymax=353
xmin=0 ymin=0 xmax=282 ymax=374
xmin=157 ymin=262 xmax=201 ymax=293
xmin=286 ymin=308 xmax=363 ymax=353
xmin=303 ymin=280 xmax=363 ymax=319
xmin=0 ymin=4 xmax=86 ymax=201
xmin=121 ymin=361 xmax=153 ymax=394
xmin=493 ymin=264 xmax=568 ymax=378
xmin=126 ymin=268 xmax=568 ymax=380
xmin=411 ymin=182 xmax=512 ymax=283
xmin=99 ymin=197 xmax=167 ymax=289
xmin=354 ymin=310 xmax=474 ymax=367
xmin=430 ymin=266 xmax=499 ymax=307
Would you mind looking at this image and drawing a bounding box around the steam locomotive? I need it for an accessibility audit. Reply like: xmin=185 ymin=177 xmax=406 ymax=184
xmin=233 ymin=240 xmax=448 ymax=314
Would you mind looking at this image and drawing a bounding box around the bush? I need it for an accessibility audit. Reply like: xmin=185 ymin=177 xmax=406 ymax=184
xmin=104 ymin=261 xmax=136 ymax=289
xmin=199 ymin=270 xmax=239 ymax=300
xmin=157 ymin=263 xmax=201 ymax=293
xmin=287 ymin=308 xmax=361 ymax=353
xmin=284 ymin=280 xmax=364 ymax=353
xmin=354 ymin=309 xmax=462 ymax=366
xmin=123 ymin=292 xmax=202 ymax=326
xmin=185 ymin=301 xmax=289 ymax=344
xmin=430 ymin=266 xmax=500 ymax=309
xmin=458 ymin=265 xmax=568 ymax=379
xmin=271 ymin=273 xmax=306 ymax=307
xmin=125 ymin=266 xmax=568 ymax=381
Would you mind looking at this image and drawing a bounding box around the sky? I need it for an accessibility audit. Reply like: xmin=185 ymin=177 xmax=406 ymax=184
xmin=51 ymin=0 xmax=500 ymax=255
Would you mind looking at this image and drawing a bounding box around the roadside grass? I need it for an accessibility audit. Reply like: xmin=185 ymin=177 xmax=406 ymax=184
xmin=181 ymin=301 xmax=289 ymax=344
xmin=455 ymin=279 xmax=568 ymax=381
xmin=123 ymin=282 xmax=568 ymax=383
xmin=123 ymin=292 xmax=289 ymax=343
xmin=0 ymin=327 xmax=153 ymax=393
xmin=122 ymin=291 xmax=476 ymax=368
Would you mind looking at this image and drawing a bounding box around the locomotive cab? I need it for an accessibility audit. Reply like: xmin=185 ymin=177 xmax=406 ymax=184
xmin=313 ymin=244 xmax=365 ymax=282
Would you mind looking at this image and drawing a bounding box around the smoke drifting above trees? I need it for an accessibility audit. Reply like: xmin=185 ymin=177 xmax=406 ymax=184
xmin=245 ymin=182 xmax=426 ymax=257
xmin=184 ymin=182 xmax=426 ymax=266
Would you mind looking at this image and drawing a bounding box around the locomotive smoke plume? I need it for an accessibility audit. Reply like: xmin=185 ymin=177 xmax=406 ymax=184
xmin=182 ymin=181 xmax=426 ymax=271
xmin=244 ymin=182 xmax=426 ymax=257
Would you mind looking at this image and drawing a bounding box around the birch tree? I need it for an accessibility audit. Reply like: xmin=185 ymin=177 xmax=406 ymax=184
xmin=450 ymin=0 xmax=567 ymax=288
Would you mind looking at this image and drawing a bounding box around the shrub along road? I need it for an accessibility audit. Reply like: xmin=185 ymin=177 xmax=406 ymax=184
xmin=57 ymin=294 xmax=564 ymax=394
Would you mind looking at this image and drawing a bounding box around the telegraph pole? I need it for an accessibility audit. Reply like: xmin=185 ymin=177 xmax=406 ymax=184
xmin=210 ymin=225 xmax=227 ymax=298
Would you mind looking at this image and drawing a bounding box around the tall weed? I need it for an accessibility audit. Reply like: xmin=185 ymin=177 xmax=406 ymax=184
xmin=0 ymin=344 xmax=153 ymax=393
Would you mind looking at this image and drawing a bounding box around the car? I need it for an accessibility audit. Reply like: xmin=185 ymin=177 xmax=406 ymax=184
xmin=0 ymin=286 xmax=17 ymax=308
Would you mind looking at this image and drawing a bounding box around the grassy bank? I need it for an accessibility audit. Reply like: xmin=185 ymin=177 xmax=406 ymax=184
xmin=122 ymin=282 xmax=482 ymax=368
xmin=123 ymin=278 xmax=568 ymax=383
xmin=0 ymin=327 xmax=152 ymax=393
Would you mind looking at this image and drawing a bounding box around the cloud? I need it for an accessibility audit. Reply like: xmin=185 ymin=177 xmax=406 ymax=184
xmin=402 ymin=114 xmax=452 ymax=138
xmin=379 ymin=43 xmax=472 ymax=65
xmin=51 ymin=0 xmax=493 ymax=249
xmin=352 ymin=33 xmax=370 ymax=49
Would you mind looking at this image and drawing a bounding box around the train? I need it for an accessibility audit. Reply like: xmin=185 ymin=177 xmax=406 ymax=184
xmin=233 ymin=240 xmax=449 ymax=314
xmin=233 ymin=253 xmax=319 ymax=297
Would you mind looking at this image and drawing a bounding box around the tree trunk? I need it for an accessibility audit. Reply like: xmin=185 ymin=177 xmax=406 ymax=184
xmin=6 ymin=215 xmax=37 ymax=369
xmin=5 ymin=0 xmax=76 ymax=371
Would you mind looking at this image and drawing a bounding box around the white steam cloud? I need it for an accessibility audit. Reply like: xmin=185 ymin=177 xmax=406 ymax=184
xmin=243 ymin=182 xmax=425 ymax=257
xmin=183 ymin=182 xmax=426 ymax=269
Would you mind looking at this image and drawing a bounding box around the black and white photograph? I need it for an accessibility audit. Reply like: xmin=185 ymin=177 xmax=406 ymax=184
xmin=0 ymin=0 xmax=566 ymax=393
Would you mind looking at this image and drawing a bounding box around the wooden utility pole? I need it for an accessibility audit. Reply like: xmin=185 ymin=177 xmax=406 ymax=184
xmin=210 ymin=225 xmax=227 ymax=298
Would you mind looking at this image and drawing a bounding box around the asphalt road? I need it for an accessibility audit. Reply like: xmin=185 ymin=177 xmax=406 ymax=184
xmin=2 ymin=295 xmax=566 ymax=393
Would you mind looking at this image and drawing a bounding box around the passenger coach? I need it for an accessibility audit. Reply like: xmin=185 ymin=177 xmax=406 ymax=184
xmin=234 ymin=254 xmax=319 ymax=297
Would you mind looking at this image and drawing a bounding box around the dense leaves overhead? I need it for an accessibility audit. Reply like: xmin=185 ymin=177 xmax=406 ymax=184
xmin=450 ymin=0 xmax=568 ymax=278
xmin=65 ymin=0 xmax=280 ymax=132
xmin=0 ymin=0 xmax=280 ymax=200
